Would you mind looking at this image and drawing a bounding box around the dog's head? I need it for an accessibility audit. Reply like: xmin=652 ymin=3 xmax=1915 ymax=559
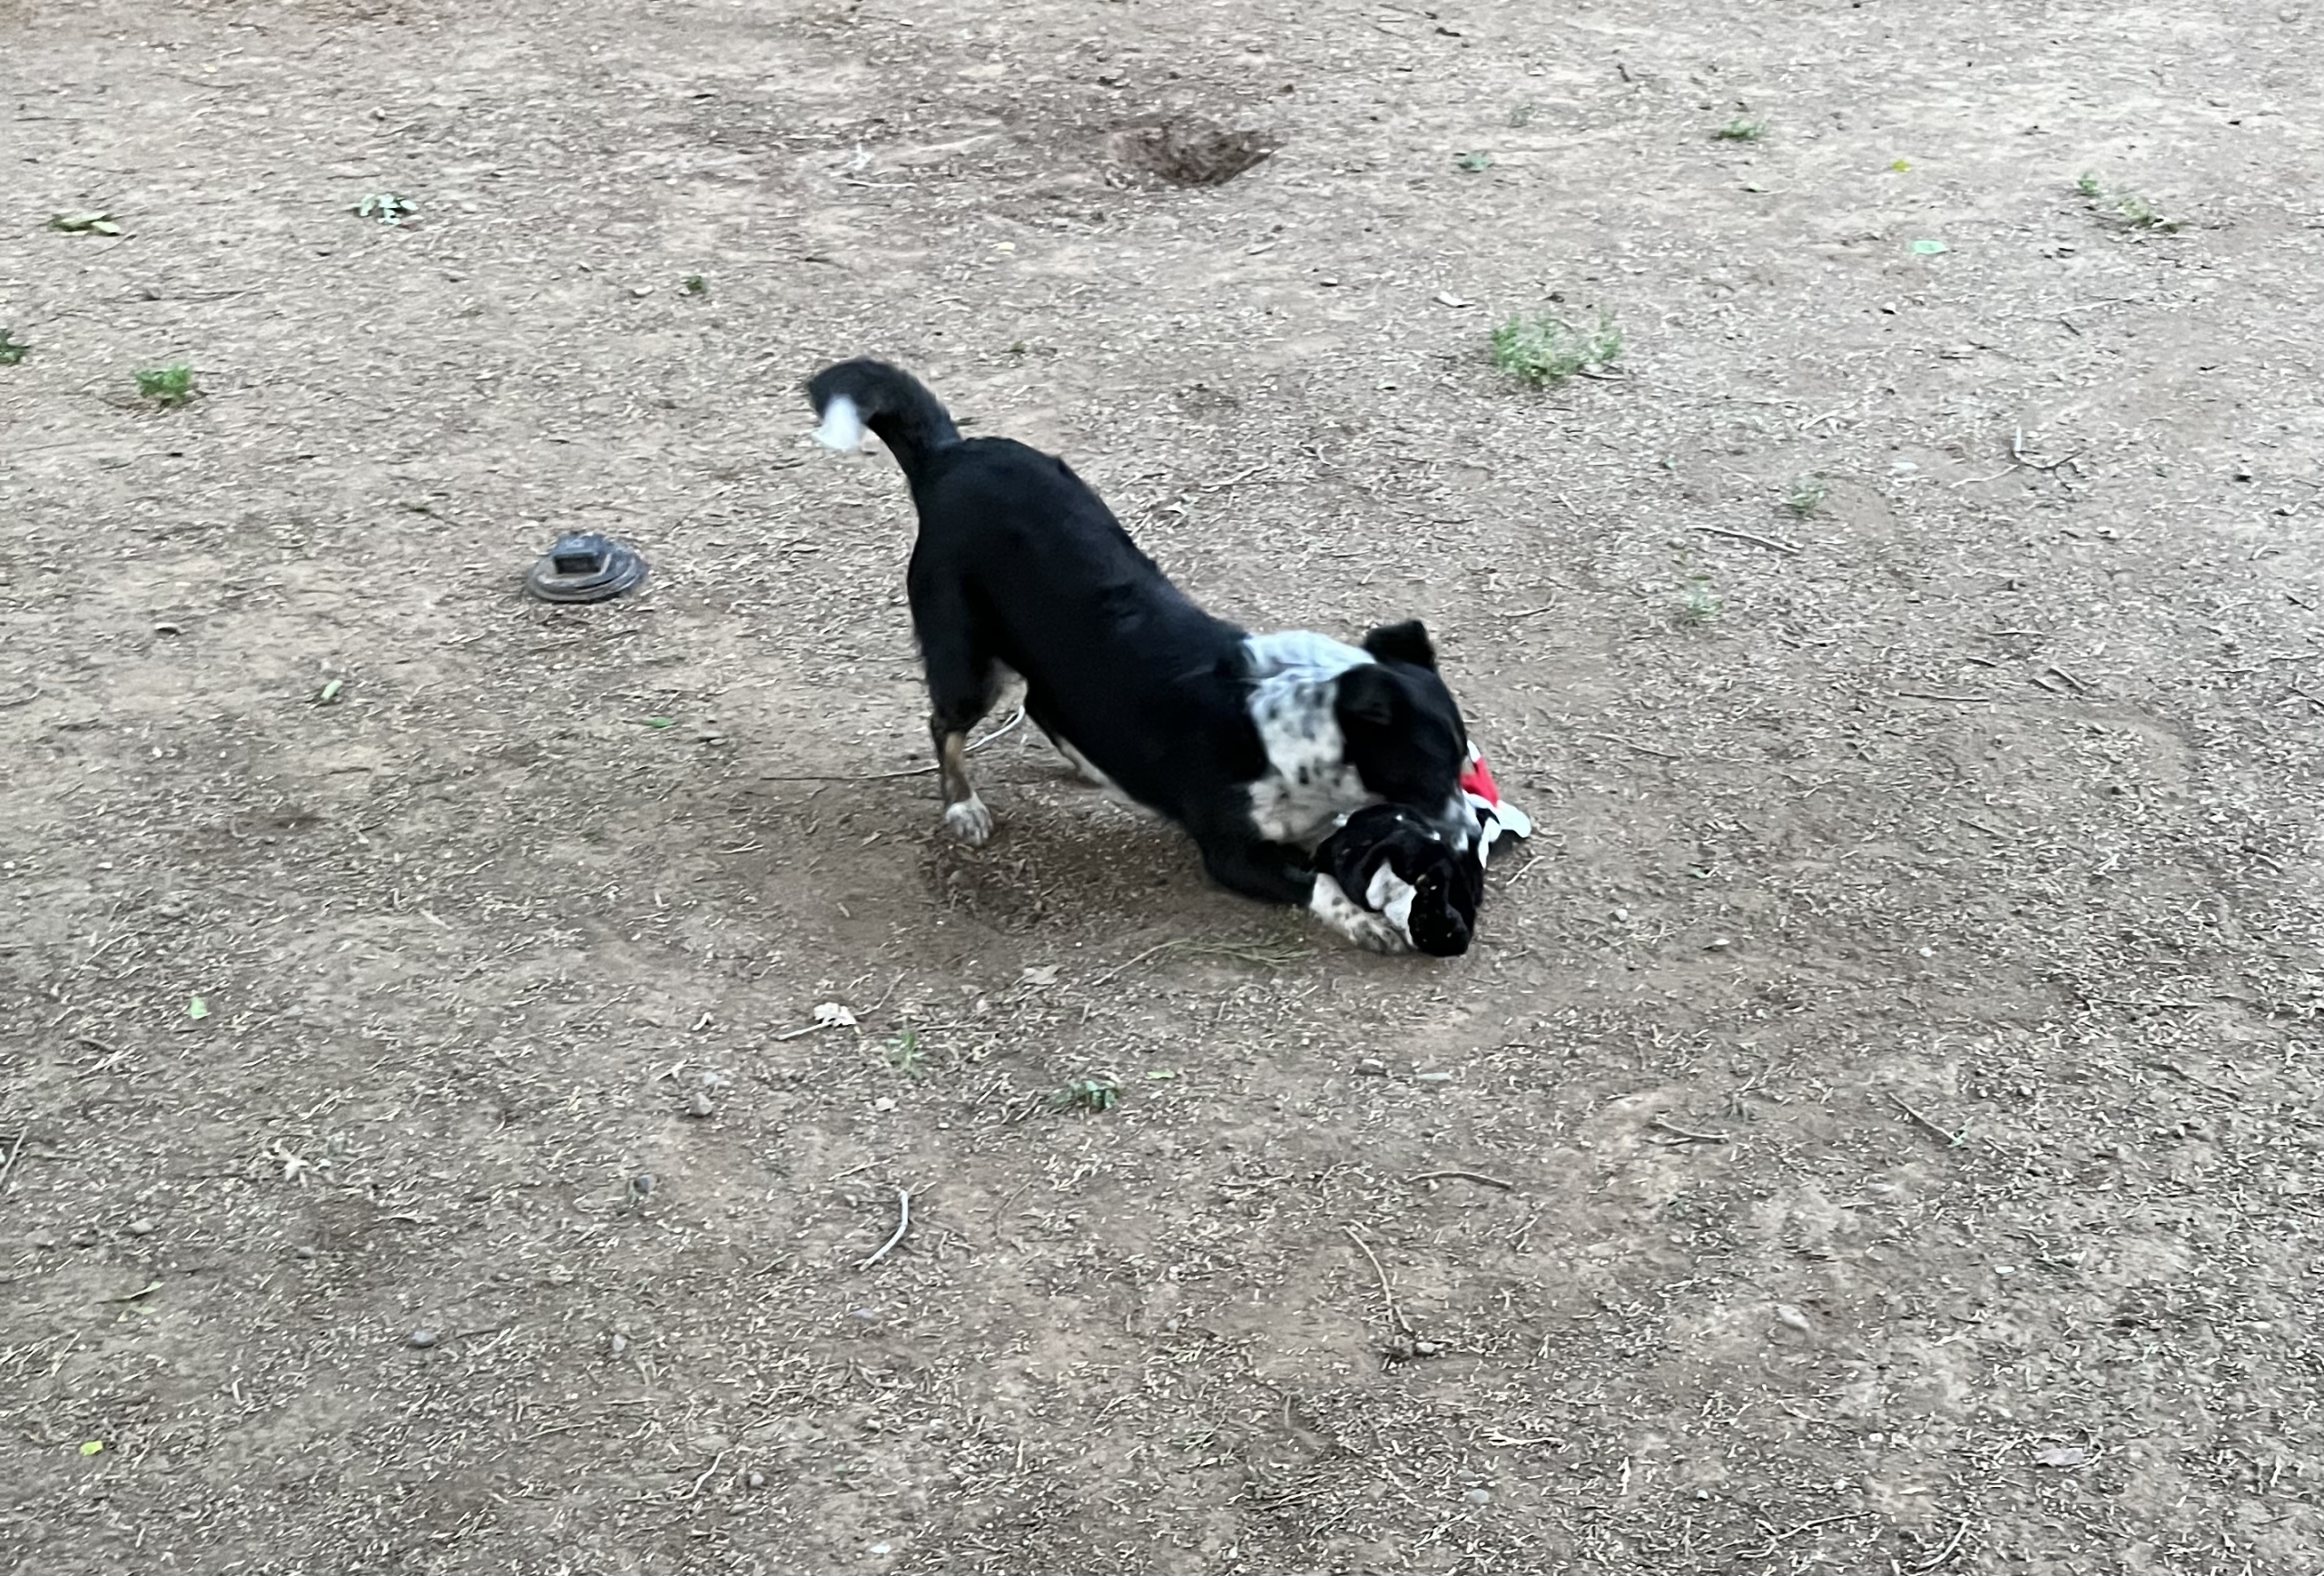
xmin=1334 ymin=621 xmax=1479 ymax=843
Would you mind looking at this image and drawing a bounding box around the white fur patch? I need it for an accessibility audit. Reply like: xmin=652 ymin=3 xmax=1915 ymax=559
xmin=1309 ymin=872 xmax=1412 ymax=955
xmin=942 ymin=793 xmax=993 ymax=846
xmin=1364 ymin=862 xmax=1420 ymax=939
xmin=1243 ymin=633 xmax=1376 ymax=846
xmin=813 ymin=393 xmax=866 ymax=451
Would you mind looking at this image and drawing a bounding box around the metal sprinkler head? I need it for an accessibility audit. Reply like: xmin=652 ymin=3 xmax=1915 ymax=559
xmin=525 ymin=532 xmax=648 ymax=604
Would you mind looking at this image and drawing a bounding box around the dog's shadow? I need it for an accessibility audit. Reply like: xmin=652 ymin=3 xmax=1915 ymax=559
xmin=912 ymin=769 xmax=1246 ymax=939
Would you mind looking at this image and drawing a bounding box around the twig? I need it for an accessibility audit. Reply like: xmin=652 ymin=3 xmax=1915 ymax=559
xmin=1586 ymin=731 xmax=1678 ymax=760
xmin=2009 ymin=426 xmax=2083 ymax=473
xmin=859 ymin=1187 xmax=911 ymax=1269
xmin=1889 ymin=1091 xmax=1967 ymax=1148
xmin=0 ymin=1131 xmax=24 ymax=1201
xmin=1088 ymin=936 xmax=1308 ymax=989
xmin=1403 ymin=1168 xmax=1514 ymax=1190
xmin=1648 ymin=1116 xmax=1731 ymax=1144
xmin=760 ymin=705 xmax=1027 ymax=783
xmin=1904 ymin=1518 xmax=1970 ymax=1573
xmin=1650 ymin=377 xmax=1800 ymax=409
xmin=1343 ymin=1225 xmax=1412 ymax=1335
xmin=1691 ymin=524 xmax=1799 ymax=555
xmin=685 ymin=1450 xmax=727 ymax=1500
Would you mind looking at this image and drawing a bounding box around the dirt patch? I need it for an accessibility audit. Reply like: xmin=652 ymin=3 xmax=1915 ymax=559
xmin=4 ymin=0 xmax=2322 ymax=1572
xmin=1118 ymin=119 xmax=1281 ymax=188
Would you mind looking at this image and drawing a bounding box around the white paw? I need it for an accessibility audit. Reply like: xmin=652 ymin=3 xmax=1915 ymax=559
xmin=1309 ymin=872 xmax=1413 ymax=956
xmin=942 ymin=794 xmax=994 ymax=846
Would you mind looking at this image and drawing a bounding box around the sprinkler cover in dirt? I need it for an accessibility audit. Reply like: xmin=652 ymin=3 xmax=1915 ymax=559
xmin=526 ymin=533 xmax=648 ymax=604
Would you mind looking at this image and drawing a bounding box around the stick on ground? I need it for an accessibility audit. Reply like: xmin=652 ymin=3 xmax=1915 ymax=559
xmin=1692 ymin=523 xmax=1800 ymax=555
xmin=1889 ymin=1092 xmax=1968 ymax=1148
xmin=1343 ymin=1225 xmax=1413 ymax=1335
xmin=1403 ymin=1168 xmax=1515 ymax=1190
xmin=1649 ymin=1116 xmax=1731 ymax=1144
xmin=860 ymin=1187 xmax=911 ymax=1268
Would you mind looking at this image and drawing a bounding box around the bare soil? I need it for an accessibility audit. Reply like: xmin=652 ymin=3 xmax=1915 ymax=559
xmin=5 ymin=1 xmax=2322 ymax=1571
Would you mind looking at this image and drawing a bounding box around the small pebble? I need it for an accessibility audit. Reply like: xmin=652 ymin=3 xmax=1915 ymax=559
xmin=1413 ymin=1339 xmax=1441 ymax=1357
xmin=1414 ymin=1070 xmax=1453 ymax=1084
xmin=630 ymin=1172 xmax=655 ymax=1198
xmin=408 ymin=1327 xmax=440 ymax=1349
xmin=1464 ymin=1487 xmax=1492 ymax=1504
xmin=1773 ymin=1303 xmax=1812 ymax=1334
xmin=1355 ymin=1057 xmax=1387 ymax=1076
xmin=125 ymin=1218 xmax=155 ymax=1237
xmin=609 ymin=1333 xmax=627 ymax=1357
xmin=746 ymin=1470 xmax=766 ymax=1490
xmin=294 ymin=1245 xmax=316 ymax=1260
xmin=687 ymin=1091 xmax=714 ymax=1118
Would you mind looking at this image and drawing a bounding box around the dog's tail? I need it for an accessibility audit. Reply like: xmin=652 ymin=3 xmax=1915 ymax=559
xmin=805 ymin=359 xmax=961 ymax=480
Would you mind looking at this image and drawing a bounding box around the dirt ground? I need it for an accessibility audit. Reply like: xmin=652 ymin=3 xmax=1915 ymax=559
xmin=5 ymin=0 xmax=2322 ymax=1570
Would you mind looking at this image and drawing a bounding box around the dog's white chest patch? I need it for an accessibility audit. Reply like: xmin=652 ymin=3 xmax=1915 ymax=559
xmin=1247 ymin=703 xmax=1365 ymax=844
xmin=1243 ymin=631 xmax=1376 ymax=846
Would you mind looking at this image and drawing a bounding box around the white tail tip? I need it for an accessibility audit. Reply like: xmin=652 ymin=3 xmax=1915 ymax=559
xmin=813 ymin=393 xmax=866 ymax=451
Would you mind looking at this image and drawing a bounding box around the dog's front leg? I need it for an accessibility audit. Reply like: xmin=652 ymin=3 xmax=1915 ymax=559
xmin=1305 ymin=872 xmax=1413 ymax=955
xmin=1196 ymin=829 xmax=1411 ymax=955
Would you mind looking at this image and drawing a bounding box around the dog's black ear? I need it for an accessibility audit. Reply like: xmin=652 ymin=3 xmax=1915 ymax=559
xmin=1362 ymin=620 xmax=1437 ymax=671
xmin=1335 ymin=662 xmax=1405 ymax=729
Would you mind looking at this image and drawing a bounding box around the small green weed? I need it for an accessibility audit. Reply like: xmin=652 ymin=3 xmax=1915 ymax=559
xmin=48 ymin=211 xmax=121 ymax=235
xmin=1675 ymin=557 xmax=1723 ymax=625
xmin=683 ymin=273 xmax=708 ymax=296
xmin=1049 ymin=1077 xmax=1120 ymax=1114
xmin=0 ymin=328 xmax=28 ymax=366
xmin=1490 ymin=310 xmax=1622 ymax=389
xmin=1507 ymin=102 xmax=1537 ymax=127
xmin=884 ymin=1030 xmax=926 ymax=1079
xmin=2073 ymin=172 xmax=2183 ymax=232
xmin=1783 ymin=476 xmax=1829 ymax=517
xmin=1453 ymin=151 xmax=1495 ymax=172
xmin=354 ymin=192 xmax=418 ymax=224
xmin=1712 ymin=117 xmax=1766 ymax=143
xmin=134 ymin=363 xmax=197 ymax=408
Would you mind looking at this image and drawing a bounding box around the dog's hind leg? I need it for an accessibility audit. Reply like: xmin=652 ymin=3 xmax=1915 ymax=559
xmin=914 ymin=595 xmax=1001 ymax=846
xmin=931 ymin=720 xmax=993 ymax=844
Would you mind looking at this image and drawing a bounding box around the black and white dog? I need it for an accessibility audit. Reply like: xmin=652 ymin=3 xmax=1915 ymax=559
xmin=804 ymin=359 xmax=1479 ymax=951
